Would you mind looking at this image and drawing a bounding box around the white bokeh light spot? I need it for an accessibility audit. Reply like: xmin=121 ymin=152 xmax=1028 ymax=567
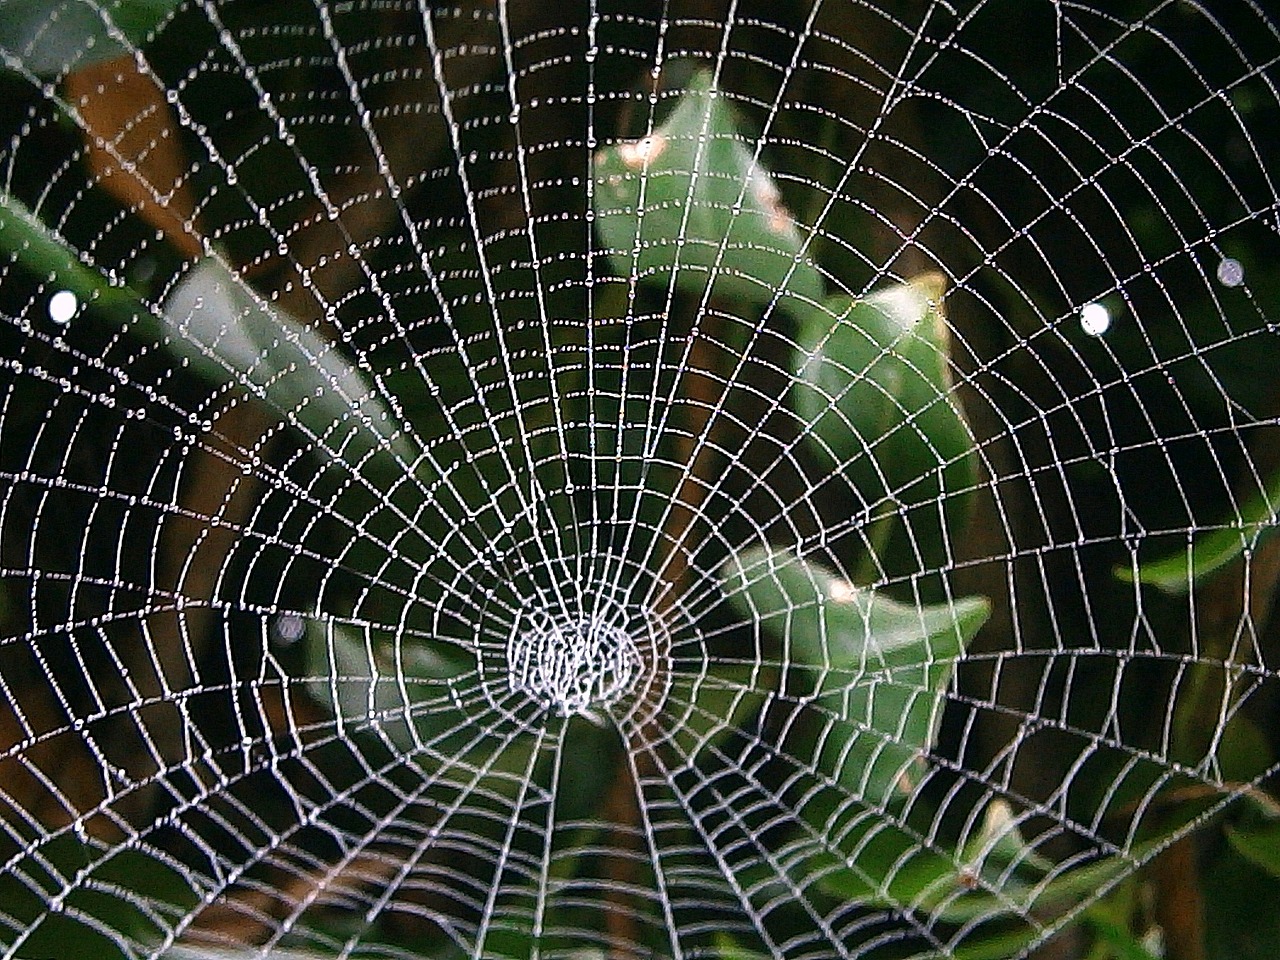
xmin=47 ymin=289 xmax=77 ymax=325
xmin=1080 ymin=301 xmax=1112 ymax=337
xmin=1217 ymin=257 xmax=1244 ymax=287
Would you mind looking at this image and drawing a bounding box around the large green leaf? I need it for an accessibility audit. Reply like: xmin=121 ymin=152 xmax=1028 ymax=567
xmin=592 ymin=68 xmax=824 ymax=312
xmin=0 ymin=834 xmax=198 ymax=959
xmin=1116 ymin=467 xmax=1280 ymax=594
xmin=1225 ymin=819 xmax=1280 ymax=878
xmin=844 ymin=802 xmax=1128 ymax=925
xmin=160 ymin=949 xmax=354 ymax=960
xmin=0 ymin=0 xmax=180 ymax=75
xmin=719 ymin=545 xmax=989 ymax=805
xmin=163 ymin=257 xmax=420 ymax=483
xmin=667 ymin=661 xmax=775 ymax=764
xmin=0 ymin=189 xmax=145 ymax=328
xmin=302 ymin=616 xmax=547 ymax=808
xmin=0 ymin=191 xmax=418 ymax=488
xmin=1205 ymin=820 xmax=1280 ymax=960
xmin=820 ymin=796 xmax=1145 ymax=955
xmin=791 ymin=276 xmax=978 ymax=571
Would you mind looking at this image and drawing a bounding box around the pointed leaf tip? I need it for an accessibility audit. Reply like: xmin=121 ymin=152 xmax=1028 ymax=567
xmin=719 ymin=545 xmax=989 ymax=804
xmin=592 ymin=65 xmax=825 ymax=311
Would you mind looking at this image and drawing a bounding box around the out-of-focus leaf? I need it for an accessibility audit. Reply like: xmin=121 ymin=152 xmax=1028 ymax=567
xmin=160 ymin=948 xmax=352 ymax=960
xmin=1116 ymin=468 xmax=1280 ymax=594
xmin=819 ymin=799 xmax=1054 ymax=921
xmin=0 ymin=0 xmax=180 ymax=75
xmin=1214 ymin=713 xmax=1276 ymax=783
xmin=791 ymin=275 xmax=978 ymax=569
xmin=553 ymin=715 xmax=623 ymax=826
xmin=712 ymin=931 xmax=771 ymax=958
xmin=949 ymin=928 xmax=1064 ymax=960
xmin=1086 ymin=917 xmax=1163 ymax=960
xmin=164 ymin=257 xmax=419 ymax=483
xmin=592 ymin=67 xmax=824 ymax=311
xmin=0 ymin=189 xmax=144 ymax=326
xmin=1225 ymin=819 xmax=1280 ymax=878
xmin=0 ymin=834 xmax=198 ymax=958
xmin=303 ymin=616 xmax=472 ymax=756
xmin=668 ymin=661 xmax=774 ymax=762
xmin=719 ymin=545 xmax=989 ymax=805
xmin=1 ymin=192 xmax=417 ymax=486
xmin=822 ymin=801 xmax=1146 ymax=954
xmin=1203 ymin=821 xmax=1280 ymax=960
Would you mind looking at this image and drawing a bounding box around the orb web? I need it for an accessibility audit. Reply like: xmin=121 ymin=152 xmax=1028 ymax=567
xmin=1 ymin=2 xmax=1279 ymax=959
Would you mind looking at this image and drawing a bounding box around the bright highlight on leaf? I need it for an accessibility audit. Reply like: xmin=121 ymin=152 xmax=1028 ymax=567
xmin=303 ymin=615 xmax=471 ymax=754
xmin=720 ymin=544 xmax=989 ymax=806
xmin=791 ymin=273 xmax=978 ymax=570
xmin=1 ymin=190 xmax=415 ymax=485
xmin=162 ymin=258 xmax=419 ymax=480
xmin=0 ymin=0 xmax=181 ymax=75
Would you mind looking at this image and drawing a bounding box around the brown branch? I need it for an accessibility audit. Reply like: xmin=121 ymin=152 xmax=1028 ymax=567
xmin=186 ymin=850 xmax=404 ymax=944
xmin=1151 ymin=836 xmax=1206 ymax=960
xmin=64 ymin=56 xmax=204 ymax=261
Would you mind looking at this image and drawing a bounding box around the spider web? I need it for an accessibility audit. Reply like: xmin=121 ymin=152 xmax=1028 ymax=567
xmin=1 ymin=1 xmax=1279 ymax=958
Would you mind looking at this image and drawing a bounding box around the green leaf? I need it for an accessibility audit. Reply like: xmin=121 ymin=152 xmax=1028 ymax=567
xmin=1 ymin=0 xmax=180 ymax=75
xmin=0 ymin=834 xmax=198 ymax=959
xmin=164 ymin=257 xmax=420 ymax=483
xmin=0 ymin=189 xmax=144 ymax=327
xmin=302 ymin=616 xmax=545 ymax=807
xmin=303 ymin=616 xmax=472 ymax=756
xmin=1116 ymin=468 xmax=1280 ymax=594
xmin=820 ymin=797 xmax=1147 ymax=955
xmin=551 ymin=715 xmax=623 ymax=826
xmin=592 ymin=67 xmax=824 ymax=311
xmin=712 ymin=931 xmax=771 ymax=958
xmin=667 ymin=661 xmax=775 ymax=763
xmin=791 ymin=275 xmax=978 ymax=570
xmin=1086 ymin=917 xmax=1163 ymax=960
xmin=914 ymin=831 xmax=1134 ymax=927
xmin=1 ymin=191 xmax=418 ymax=488
xmin=819 ymin=799 xmax=1053 ymax=923
xmin=1225 ymin=819 xmax=1280 ymax=878
xmin=719 ymin=545 xmax=989 ymax=805
xmin=1203 ymin=823 xmax=1280 ymax=960
xmin=160 ymin=948 xmax=353 ymax=960
xmin=1214 ymin=712 xmax=1276 ymax=783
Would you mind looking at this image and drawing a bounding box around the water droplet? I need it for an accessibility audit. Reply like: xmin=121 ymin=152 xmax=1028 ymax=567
xmin=1216 ymin=257 xmax=1244 ymax=287
xmin=275 ymin=614 xmax=305 ymax=644
xmin=48 ymin=289 xmax=77 ymax=325
xmin=1079 ymin=302 xmax=1112 ymax=337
